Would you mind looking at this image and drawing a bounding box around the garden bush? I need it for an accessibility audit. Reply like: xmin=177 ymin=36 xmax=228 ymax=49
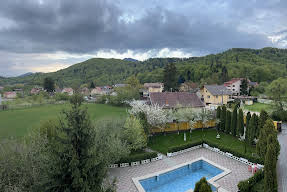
xmin=167 ymin=141 xmax=203 ymax=153
xmin=271 ymin=110 xmax=287 ymax=121
xmin=238 ymin=169 xmax=264 ymax=192
xmin=117 ymin=152 xmax=158 ymax=164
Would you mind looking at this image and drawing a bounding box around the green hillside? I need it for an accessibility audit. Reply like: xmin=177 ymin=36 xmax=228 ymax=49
xmin=1 ymin=47 xmax=287 ymax=87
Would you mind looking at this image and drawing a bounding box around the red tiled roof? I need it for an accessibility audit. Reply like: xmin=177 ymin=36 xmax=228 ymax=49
xmin=223 ymin=78 xmax=243 ymax=86
xmin=149 ymin=92 xmax=204 ymax=108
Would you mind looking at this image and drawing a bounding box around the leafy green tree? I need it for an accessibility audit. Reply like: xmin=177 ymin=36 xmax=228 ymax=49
xmin=240 ymin=78 xmax=249 ymax=95
xmin=264 ymin=144 xmax=277 ymax=192
xmin=43 ymin=77 xmax=55 ymax=93
xmin=90 ymin=81 xmax=95 ymax=88
xmin=124 ymin=116 xmax=147 ymax=151
xmin=259 ymin=110 xmax=269 ymax=131
xmin=237 ymin=109 xmax=244 ymax=136
xmin=46 ymin=94 xmax=127 ymax=192
xmin=231 ymin=107 xmax=237 ymax=136
xmin=221 ymin=66 xmax=228 ymax=83
xmin=216 ymin=106 xmax=221 ymax=131
xmin=194 ymin=177 xmax=212 ymax=192
xmin=163 ymin=63 xmax=178 ymax=91
xmin=256 ymin=119 xmax=277 ymax=160
xmin=225 ymin=110 xmax=231 ymax=134
xmin=267 ymin=77 xmax=287 ymax=111
xmin=220 ymin=106 xmax=226 ymax=132
xmin=267 ymin=134 xmax=280 ymax=160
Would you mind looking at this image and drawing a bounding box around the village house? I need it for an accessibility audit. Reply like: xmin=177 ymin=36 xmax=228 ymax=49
xmin=179 ymin=82 xmax=198 ymax=92
xmin=149 ymin=92 xmax=205 ymax=109
xmin=0 ymin=86 xmax=4 ymax=91
xmin=201 ymin=85 xmax=232 ymax=105
xmin=113 ymin=84 xmax=127 ymax=88
xmin=223 ymin=78 xmax=244 ymax=95
xmin=80 ymin=87 xmax=90 ymax=96
xmin=62 ymin=88 xmax=74 ymax=96
xmin=143 ymin=83 xmax=164 ymax=97
xmin=30 ymin=87 xmax=43 ymax=95
xmin=3 ymin=91 xmax=17 ymax=99
xmin=91 ymin=86 xmax=112 ymax=96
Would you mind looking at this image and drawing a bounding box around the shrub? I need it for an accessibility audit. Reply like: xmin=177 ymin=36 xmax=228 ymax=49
xmin=238 ymin=169 xmax=264 ymax=192
xmin=117 ymin=152 xmax=158 ymax=164
xmin=167 ymin=141 xmax=203 ymax=153
xmin=271 ymin=110 xmax=287 ymax=121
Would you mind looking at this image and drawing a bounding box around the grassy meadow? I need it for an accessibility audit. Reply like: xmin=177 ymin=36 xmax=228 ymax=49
xmin=243 ymin=102 xmax=273 ymax=112
xmin=0 ymin=103 xmax=127 ymax=138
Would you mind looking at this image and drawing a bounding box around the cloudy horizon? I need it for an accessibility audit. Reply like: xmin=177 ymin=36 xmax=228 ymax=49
xmin=0 ymin=0 xmax=286 ymax=77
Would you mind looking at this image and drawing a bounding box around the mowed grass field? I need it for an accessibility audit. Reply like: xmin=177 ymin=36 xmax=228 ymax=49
xmin=148 ymin=129 xmax=256 ymax=155
xmin=243 ymin=102 xmax=273 ymax=112
xmin=0 ymin=104 xmax=127 ymax=138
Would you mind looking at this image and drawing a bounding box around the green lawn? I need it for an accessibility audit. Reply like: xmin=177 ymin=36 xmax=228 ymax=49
xmin=243 ymin=102 xmax=273 ymax=112
xmin=0 ymin=104 xmax=127 ymax=138
xmin=148 ymin=129 xmax=256 ymax=155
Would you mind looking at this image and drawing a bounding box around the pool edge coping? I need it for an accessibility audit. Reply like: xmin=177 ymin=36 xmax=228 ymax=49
xmin=132 ymin=157 xmax=231 ymax=192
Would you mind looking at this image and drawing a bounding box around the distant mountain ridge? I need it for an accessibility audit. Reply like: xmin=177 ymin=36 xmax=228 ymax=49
xmin=0 ymin=47 xmax=287 ymax=87
xmin=123 ymin=58 xmax=139 ymax=62
xmin=17 ymin=72 xmax=34 ymax=78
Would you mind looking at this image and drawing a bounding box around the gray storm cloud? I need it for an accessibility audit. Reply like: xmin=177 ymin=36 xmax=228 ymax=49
xmin=0 ymin=0 xmax=286 ymax=76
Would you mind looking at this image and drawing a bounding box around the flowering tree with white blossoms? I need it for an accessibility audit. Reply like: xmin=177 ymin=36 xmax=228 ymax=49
xmin=128 ymin=100 xmax=169 ymax=131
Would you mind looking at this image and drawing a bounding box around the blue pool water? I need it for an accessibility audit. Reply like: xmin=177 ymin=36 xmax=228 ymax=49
xmin=139 ymin=160 xmax=222 ymax=192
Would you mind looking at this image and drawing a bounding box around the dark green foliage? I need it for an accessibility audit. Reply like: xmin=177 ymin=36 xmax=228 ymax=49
xmin=90 ymin=81 xmax=95 ymax=88
xmin=264 ymin=144 xmax=277 ymax=192
xmin=247 ymin=114 xmax=259 ymax=145
xmin=220 ymin=106 xmax=226 ymax=132
xmin=46 ymin=94 xmax=105 ymax=192
xmin=271 ymin=109 xmax=287 ymax=121
xmin=238 ymin=169 xmax=264 ymax=192
xmin=167 ymin=141 xmax=203 ymax=153
xmin=163 ymin=63 xmax=178 ymax=91
xmin=225 ymin=111 xmax=231 ymax=134
xmin=221 ymin=66 xmax=228 ymax=83
xmin=259 ymin=110 xmax=269 ymax=129
xmin=256 ymin=119 xmax=277 ymax=160
xmin=240 ymin=78 xmax=249 ymax=95
xmin=178 ymin=74 xmax=185 ymax=84
xmin=231 ymin=107 xmax=237 ymax=136
xmin=117 ymin=152 xmax=157 ymax=164
xmin=216 ymin=106 xmax=221 ymax=131
xmin=43 ymin=77 xmax=55 ymax=92
xmin=237 ymin=109 xmax=244 ymax=136
xmin=194 ymin=177 xmax=212 ymax=192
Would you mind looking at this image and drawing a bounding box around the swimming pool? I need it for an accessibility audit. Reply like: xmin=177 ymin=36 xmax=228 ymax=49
xmin=133 ymin=157 xmax=231 ymax=192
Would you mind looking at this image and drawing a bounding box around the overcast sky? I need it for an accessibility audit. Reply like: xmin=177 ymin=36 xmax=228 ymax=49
xmin=0 ymin=0 xmax=286 ymax=76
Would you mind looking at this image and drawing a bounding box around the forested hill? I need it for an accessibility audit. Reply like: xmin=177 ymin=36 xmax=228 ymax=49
xmin=1 ymin=47 xmax=287 ymax=87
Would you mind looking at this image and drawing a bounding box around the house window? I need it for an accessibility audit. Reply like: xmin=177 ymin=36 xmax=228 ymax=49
xmin=216 ymin=96 xmax=218 ymax=98
xmin=233 ymin=85 xmax=235 ymax=87
xmin=207 ymin=95 xmax=210 ymax=98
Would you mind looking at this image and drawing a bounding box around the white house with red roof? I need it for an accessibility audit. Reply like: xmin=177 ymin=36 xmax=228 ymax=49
xmin=224 ymin=78 xmax=244 ymax=95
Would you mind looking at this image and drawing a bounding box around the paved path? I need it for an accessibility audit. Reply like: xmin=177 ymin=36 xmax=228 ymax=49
xmin=277 ymin=123 xmax=287 ymax=192
xmin=109 ymin=148 xmax=253 ymax=192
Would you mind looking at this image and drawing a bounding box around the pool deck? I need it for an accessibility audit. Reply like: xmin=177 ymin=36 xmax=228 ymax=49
xmin=108 ymin=148 xmax=253 ymax=192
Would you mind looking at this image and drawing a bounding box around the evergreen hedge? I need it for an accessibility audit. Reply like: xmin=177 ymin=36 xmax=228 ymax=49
xmin=117 ymin=152 xmax=158 ymax=164
xmin=167 ymin=141 xmax=203 ymax=153
xmin=237 ymin=169 xmax=264 ymax=192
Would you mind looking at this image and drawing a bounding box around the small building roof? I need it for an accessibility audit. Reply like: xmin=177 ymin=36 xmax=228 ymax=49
xmin=223 ymin=78 xmax=243 ymax=86
xmin=149 ymin=92 xmax=205 ymax=108
xmin=205 ymin=85 xmax=232 ymax=96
